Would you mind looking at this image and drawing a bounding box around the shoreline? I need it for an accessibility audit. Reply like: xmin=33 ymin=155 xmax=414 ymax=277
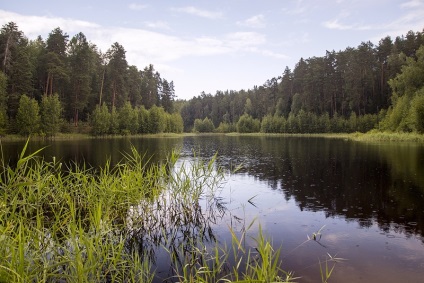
xmin=1 ymin=131 xmax=423 ymax=143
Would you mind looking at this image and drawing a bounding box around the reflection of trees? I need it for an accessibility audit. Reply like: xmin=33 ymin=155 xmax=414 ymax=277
xmin=124 ymin=158 xmax=227 ymax=282
xmin=183 ymin=136 xmax=424 ymax=240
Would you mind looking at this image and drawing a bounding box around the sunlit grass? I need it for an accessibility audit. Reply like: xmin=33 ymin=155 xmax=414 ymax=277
xmin=350 ymin=130 xmax=424 ymax=142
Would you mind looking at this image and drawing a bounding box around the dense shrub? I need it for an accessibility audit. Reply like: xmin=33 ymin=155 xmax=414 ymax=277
xmin=193 ymin=117 xmax=215 ymax=133
xmin=237 ymin=114 xmax=260 ymax=133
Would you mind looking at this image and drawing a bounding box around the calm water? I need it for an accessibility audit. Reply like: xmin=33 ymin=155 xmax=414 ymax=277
xmin=2 ymin=136 xmax=424 ymax=282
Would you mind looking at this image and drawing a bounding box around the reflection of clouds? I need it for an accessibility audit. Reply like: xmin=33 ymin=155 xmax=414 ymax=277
xmin=324 ymin=232 xmax=350 ymax=246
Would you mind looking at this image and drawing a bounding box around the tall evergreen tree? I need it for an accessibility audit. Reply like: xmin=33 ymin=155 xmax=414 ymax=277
xmin=44 ymin=27 xmax=69 ymax=96
xmin=67 ymin=32 xmax=93 ymax=126
xmin=160 ymin=79 xmax=175 ymax=113
xmin=106 ymin=42 xmax=128 ymax=109
xmin=140 ymin=64 xmax=160 ymax=109
xmin=0 ymin=22 xmax=22 ymax=74
xmin=0 ymin=71 xmax=7 ymax=134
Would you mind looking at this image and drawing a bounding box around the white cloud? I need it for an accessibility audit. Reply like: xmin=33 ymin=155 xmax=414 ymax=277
xmin=0 ymin=9 xmax=288 ymax=100
xmin=172 ymin=6 xmax=223 ymax=19
xmin=144 ymin=21 xmax=170 ymax=30
xmin=237 ymin=14 xmax=266 ymax=28
xmin=0 ymin=10 xmax=273 ymax=63
xmin=259 ymin=49 xmax=289 ymax=59
xmin=128 ymin=3 xmax=148 ymax=11
xmin=0 ymin=10 xmax=100 ymax=37
xmin=322 ymin=19 xmax=352 ymax=30
xmin=225 ymin=32 xmax=266 ymax=48
xmin=373 ymin=3 xmax=424 ymax=40
xmin=400 ymin=0 xmax=424 ymax=8
xmin=322 ymin=10 xmax=371 ymax=31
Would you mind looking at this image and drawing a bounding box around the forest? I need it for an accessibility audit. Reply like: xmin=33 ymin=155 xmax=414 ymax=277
xmin=1 ymin=21 xmax=424 ymax=136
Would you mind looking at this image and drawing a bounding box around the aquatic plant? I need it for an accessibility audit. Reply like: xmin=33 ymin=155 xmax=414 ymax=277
xmin=0 ymin=140 xmax=340 ymax=282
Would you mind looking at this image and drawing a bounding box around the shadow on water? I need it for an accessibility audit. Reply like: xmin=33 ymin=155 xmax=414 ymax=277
xmin=2 ymin=135 xmax=424 ymax=282
xmin=179 ymin=136 xmax=424 ymax=241
xmin=2 ymin=136 xmax=424 ymax=240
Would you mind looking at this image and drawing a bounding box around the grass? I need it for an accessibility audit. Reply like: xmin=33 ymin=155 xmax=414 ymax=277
xmin=0 ymin=140 xmax=341 ymax=282
xmin=348 ymin=130 xmax=424 ymax=142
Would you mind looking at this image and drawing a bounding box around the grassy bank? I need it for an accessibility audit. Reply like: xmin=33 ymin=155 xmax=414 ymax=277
xmin=348 ymin=131 xmax=424 ymax=142
xmin=2 ymin=130 xmax=424 ymax=143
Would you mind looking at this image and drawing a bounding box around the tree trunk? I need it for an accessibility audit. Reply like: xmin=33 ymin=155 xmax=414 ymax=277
xmin=49 ymin=75 xmax=54 ymax=96
xmin=112 ymin=81 xmax=116 ymax=109
xmin=99 ymin=66 xmax=105 ymax=105
xmin=45 ymin=73 xmax=50 ymax=96
xmin=74 ymin=84 xmax=79 ymax=127
xmin=2 ymin=35 xmax=11 ymax=72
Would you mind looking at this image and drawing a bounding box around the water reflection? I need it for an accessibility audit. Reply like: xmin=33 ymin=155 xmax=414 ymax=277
xmin=179 ymin=136 xmax=424 ymax=240
xmin=2 ymin=135 xmax=424 ymax=282
xmin=2 ymin=136 xmax=424 ymax=240
xmin=125 ymin=158 xmax=227 ymax=282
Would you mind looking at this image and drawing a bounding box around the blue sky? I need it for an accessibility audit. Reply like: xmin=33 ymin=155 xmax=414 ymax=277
xmin=1 ymin=0 xmax=424 ymax=100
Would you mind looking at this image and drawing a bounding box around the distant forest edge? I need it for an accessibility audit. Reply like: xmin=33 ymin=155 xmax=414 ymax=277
xmin=1 ymin=22 xmax=424 ymax=136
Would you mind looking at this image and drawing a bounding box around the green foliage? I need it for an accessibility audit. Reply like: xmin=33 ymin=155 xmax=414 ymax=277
xmin=381 ymin=45 xmax=424 ymax=133
xmin=330 ymin=113 xmax=347 ymax=133
xmin=40 ymin=94 xmax=62 ymax=136
xmin=0 ymin=71 xmax=7 ymax=134
xmin=165 ymin=112 xmax=184 ymax=133
xmin=16 ymin=94 xmax=40 ymax=136
xmin=90 ymin=103 xmax=111 ymax=135
xmin=2 ymin=21 xmax=424 ymax=135
xmin=0 ymin=71 xmax=7 ymax=107
xmin=67 ymin=32 xmax=94 ymax=123
xmin=193 ymin=117 xmax=215 ymax=133
xmin=109 ymin=105 xmax=119 ymax=134
xmin=0 ymin=22 xmax=177 ymax=135
xmin=237 ymin=113 xmax=260 ymax=133
xmin=0 ymin=108 xmax=7 ymax=135
xmin=106 ymin=42 xmax=128 ymax=108
xmin=290 ymin=93 xmax=302 ymax=115
xmin=297 ymin=109 xmax=316 ymax=133
xmin=389 ymin=46 xmax=424 ymax=99
xmin=413 ymin=91 xmax=424 ymax=133
xmin=147 ymin=105 xmax=166 ymax=133
xmin=317 ymin=112 xmax=331 ymax=133
xmin=286 ymin=113 xmax=299 ymax=133
xmin=356 ymin=114 xmax=378 ymax=133
xmin=261 ymin=114 xmax=286 ymax=133
xmin=215 ymin=121 xmax=236 ymax=133
xmin=118 ymin=101 xmax=139 ymax=134
xmin=137 ymin=105 xmax=149 ymax=133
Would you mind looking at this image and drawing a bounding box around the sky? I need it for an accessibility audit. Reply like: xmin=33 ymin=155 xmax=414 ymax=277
xmin=1 ymin=0 xmax=424 ymax=100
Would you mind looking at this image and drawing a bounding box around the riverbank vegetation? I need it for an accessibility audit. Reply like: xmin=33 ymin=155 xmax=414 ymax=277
xmin=0 ymin=141 xmax=341 ymax=282
xmin=1 ymin=22 xmax=423 ymax=138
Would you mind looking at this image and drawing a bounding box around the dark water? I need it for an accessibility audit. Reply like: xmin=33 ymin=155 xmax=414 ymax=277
xmin=2 ymin=136 xmax=424 ymax=282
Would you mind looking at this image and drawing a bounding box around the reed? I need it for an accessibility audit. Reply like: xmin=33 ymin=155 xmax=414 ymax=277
xmin=0 ymin=140 xmax=339 ymax=282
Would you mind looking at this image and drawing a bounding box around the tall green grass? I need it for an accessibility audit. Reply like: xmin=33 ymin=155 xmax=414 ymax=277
xmin=0 ymin=140 xmax=341 ymax=282
xmin=349 ymin=130 xmax=424 ymax=142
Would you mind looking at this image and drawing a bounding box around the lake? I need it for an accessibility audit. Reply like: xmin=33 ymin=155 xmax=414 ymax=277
xmin=2 ymin=135 xmax=424 ymax=282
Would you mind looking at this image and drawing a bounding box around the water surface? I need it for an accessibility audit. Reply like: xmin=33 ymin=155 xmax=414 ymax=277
xmin=2 ymin=136 xmax=424 ymax=282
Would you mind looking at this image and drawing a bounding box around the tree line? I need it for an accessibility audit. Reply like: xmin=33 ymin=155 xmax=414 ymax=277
xmin=183 ymin=30 xmax=424 ymax=134
xmin=1 ymin=21 xmax=424 ymax=136
xmin=0 ymin=22 xmax=181 ymax=136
